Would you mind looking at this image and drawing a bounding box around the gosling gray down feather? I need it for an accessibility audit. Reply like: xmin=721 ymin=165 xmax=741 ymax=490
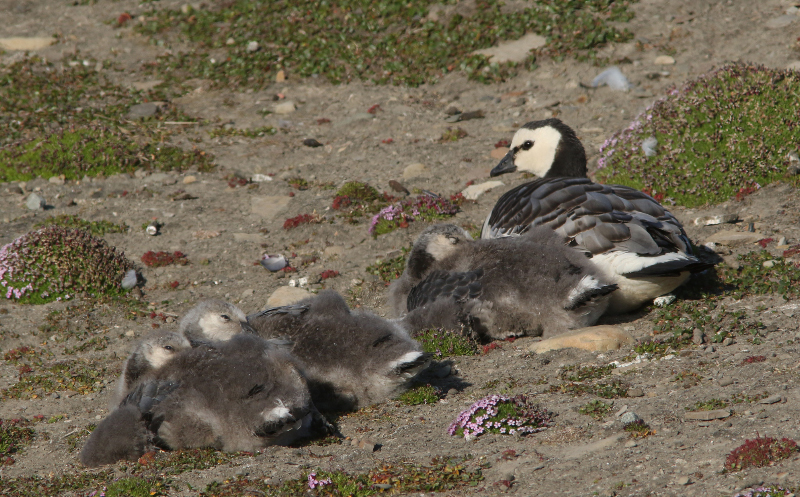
xmin=178 ymin=294 xmax=430 ymax=412
xmin=81 ymin=334 xmax=320 ymax=467
xmin=246 ymin=291 xmax=431 ymax=412
xmin=390 ymin=223 xmax=618 ymax=341
xmin=484 ymin=118 xmax=714 ymax=313
xmin=110 ymin=330 xmax=191 ymax=408
xmin=178 ymin=299 xmax=251 ymax=345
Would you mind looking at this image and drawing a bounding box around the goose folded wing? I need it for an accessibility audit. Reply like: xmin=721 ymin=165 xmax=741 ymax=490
xmin=406 ymin=269 xmax=484 ymax=312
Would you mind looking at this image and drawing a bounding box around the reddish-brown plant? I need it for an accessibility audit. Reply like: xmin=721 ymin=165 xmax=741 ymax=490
xmin=724 ymin=436 xmax=798 ymax=472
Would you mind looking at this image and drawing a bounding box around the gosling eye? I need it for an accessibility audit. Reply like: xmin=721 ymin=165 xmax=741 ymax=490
xmin=220 ymin=314 xmax=230 ymax=322
xmin=521 ymin=140 xmax=534 ymax=151
xmin=164 ymin=345 xmax=174 ymax=351
xmin=448 ymin=236 xmax=458 ymax=245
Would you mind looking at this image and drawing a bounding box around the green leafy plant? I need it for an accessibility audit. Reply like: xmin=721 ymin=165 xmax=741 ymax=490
xmin=579 ymin=400 xmax=613 ymax=420
xmin=597 ymin=63 xmax=800 ymax=207
xmin=33 ymin=215 xmax=128 ymax=236
xmin=0 ymin=226 xmax=136 ymax=304
xmin=397 ymin=384 xmax=440 ymax=406
xmin=413 ymin=328 xmax=478 ymax=357
xmin=136 ymin=0 xmax=635 ymax=88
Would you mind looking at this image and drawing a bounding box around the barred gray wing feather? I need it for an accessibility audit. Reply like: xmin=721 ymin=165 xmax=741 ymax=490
xmin=406 ymin=269 xmax=483 ymax=312
xmin=484 ymin=178 xmax=694 ymax=260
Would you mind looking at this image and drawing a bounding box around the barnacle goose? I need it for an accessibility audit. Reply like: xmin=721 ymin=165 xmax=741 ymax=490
xmin=485 ymin=118 xmax=712 ymax=313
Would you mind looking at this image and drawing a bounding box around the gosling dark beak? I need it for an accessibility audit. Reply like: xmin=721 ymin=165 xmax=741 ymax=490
xmin=490 ymin=149 xmax=517 ymax=177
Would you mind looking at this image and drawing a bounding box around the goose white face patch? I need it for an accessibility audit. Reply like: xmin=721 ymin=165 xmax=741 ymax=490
xmin=566 ymin=274 xmax=605 ymax=308
xmin=427 ymin=234 xmax=460 ymax=260
xmin=198 ymin=312 xmax=240 ymax=341
xmin=387 ymin=351 xmax=425 ymax=377
xmin=510 ymin=126 xmax=561 ymax=177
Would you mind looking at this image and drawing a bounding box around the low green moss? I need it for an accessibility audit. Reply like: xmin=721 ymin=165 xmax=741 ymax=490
xmin=596 ymin=63 xmax=800 ymax=207
xmin=200 ymin=457 xmax=483 ymax=496
xmin=0 ymin=226 xmax=136 ymax=305
xmin=2 ymin=360 xmax=110 ymax=399
xmin=366 ymin=250 xmax=408 ymax=283
xmin=687 ymin=399 xmax=728 ymax=411
xmin=136 ymin=0 xmax=635 ymax=88
xmin=578 ymin=400 xmax=613 ymax=420
xmin=33 ymin=215 xmax=128 ymax=236
xmin=396 ymin=384 xmax=440 ymax=406
xmin=413 ymin=328 xmax=478 ymax=357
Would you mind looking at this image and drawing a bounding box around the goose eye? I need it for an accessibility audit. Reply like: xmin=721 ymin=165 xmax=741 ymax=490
xmin=521 ymin=140 xmax=534 ymax=150
xmin=220 ymin=314 xmax=230 ymax=322
xmin=164 ymin=345 xmax=174 ymax=351
xmin=448 ymin=236 xmax=458 ymax=245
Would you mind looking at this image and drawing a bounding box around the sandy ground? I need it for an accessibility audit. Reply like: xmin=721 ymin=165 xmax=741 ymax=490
xmin=1 ymin=0 xmax=800 ymax=495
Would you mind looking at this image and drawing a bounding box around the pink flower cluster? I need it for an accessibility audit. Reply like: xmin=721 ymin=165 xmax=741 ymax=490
xmin=369 ymin=194 xmax=459 ymax=235
xmin=448 ymin=394 xmax=553 ymax=439
xmin=307 ymin=471 xmax=332 ymax=489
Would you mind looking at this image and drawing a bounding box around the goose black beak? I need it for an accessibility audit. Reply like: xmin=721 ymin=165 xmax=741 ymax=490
xmin=490 ymin=149 xmax=517 ymax=177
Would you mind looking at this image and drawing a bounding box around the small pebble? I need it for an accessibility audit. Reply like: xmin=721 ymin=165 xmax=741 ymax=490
xmin=676 ymin=476 xmax=690 ymax=486
xmin=624 ymin=440 xmax=637 ymax=448
xmin=26 ymin=192 xmax=46 ymax=210
xmin=183 ymin=175 xmax=197 ymax=184
xmin=620 ymin=412 xmax=641 ymax=424
xmin=722 ymin=337 xmax=734 ymax=346
xmin=692 ymin=328 xmax=705 ymax=345
xmin=246 ymin=41 xmax=259 ymax=52
xmin=627 ymin=388 xmax=644 ymax=398
xmin=718 ymin=378 xmax=734 ymax=387
xmin=303 ymin=138 xmax=323 ymax=147
xmin=759 ymin=394 xmax=782 ymax=404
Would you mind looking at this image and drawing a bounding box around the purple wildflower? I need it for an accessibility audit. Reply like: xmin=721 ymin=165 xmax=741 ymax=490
xmin=448 ymin=394 xmax=553 ymax=439
xmin=307 ymin=471 xmax=332 ymax=489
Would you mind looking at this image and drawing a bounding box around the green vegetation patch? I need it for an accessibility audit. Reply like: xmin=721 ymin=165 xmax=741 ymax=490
xmin=596 ymin=63 xmax=800 ymax=207
xmin=122 ymin=448 xmax=237 ymax=475
xmin=0 ymin=57 xmax=212 ymax=182
xmin=136 ymin=0 xmax=635 ymax=88
xmin=0 ymin=226 xmax=136 ymax=304
xmin=578 ymin=399 xmax=613 ymax=420
xmin=413 ymin=328 xmax=479 ymax=357
xmin=33 ymin=215 xmax=128 ymax=236
xmin=687 ymin=398 xmax=728 ymax=411
xmin=366 ymin=250 xmax=408 ymax=283
xmin=397 ymin=384 xmax=440 ymax=405
xmin=201 ymin=458 xmax=483 ymax=496
xmin=552 ymin=364 xmax=626 ymax=398
xmin=369 ymin=194 xmax=461 ymax=236
xmin=561 ymin=364 xmax=615 ymax=382
xmin=2 ymin=360 xmax=110 ymax=399
xmin=0 ymin=418 xmax=36 ymax=465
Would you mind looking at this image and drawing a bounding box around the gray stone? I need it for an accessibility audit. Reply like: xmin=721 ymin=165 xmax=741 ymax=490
xmin=462 ymin=180 xmax=504 ymax=200
xmin=675 ymin=476 xmax=690 ymax=486
xmin=266 ymin=286 xmax=310 ymax=307
xmin=627 ymin=387 xmax=644 ymax=398
xmin=341 ymin=113 xmax=375 ymax=126
xmin=759 ymin=394 xmax=783 ymax=404
xmin=619 ymin=412 xmax=641 ymax=425
xmin=434 ymin=364 xmax=451 ymax=378
xmin=723 ymin=337 xmax=734 ymax=346
xmin=26 ymin=193 xmax=45 ymax=210
xmin=403 ymin=163 xmax=428 ymax=180
xmin=654 ymin=55 xmax=675 ymax=65
xmin=0 ymin=36 xmax=56 ymax=51
xmin=246 ymin=41 xmax=260 ymax=52
xmin=233 ymin=233 xmax=264 ymax=243
xmin=127 ymin=102 xmax=161 ymax=120
xmin=718 ymin=378 xmax=734 ymax=387
xmin=48 ymin=175 xmax=65 ymax=185
xmin=624 ymin=440 xmax=637 ymax=448
xmin=766 ymin=15 xmax=796 ymax=29
xmin=323 ymin=245 xmax=345 ymax=259
xmin=241 ymin=289 xmax=254 ymax=298
xmin=251 ymin=195 xmax=292 ymax=219
xmin=274 ymin=101 xmax=296 ymax=114
xmin=685 ymin=409 xmax=731 ymax=421
xmin=692 ymin=328 xmax=705 ymax=345
xmin=129 ymin=80 xmax=163 ymax=91
xmin=472 ymin=33 xmax=546 ymax=63
xmin=693 ymin=213 xmax=738 ymax=226
xmin=705 ymin=230 xmax=763 ymax=247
